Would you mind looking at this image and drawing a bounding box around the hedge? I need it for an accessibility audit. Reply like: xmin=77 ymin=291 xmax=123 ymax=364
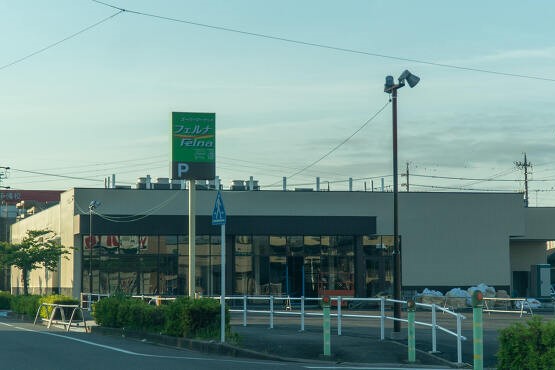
xmin=8 ymin=294 xmax=80 ymax=319
xmin=38 ymin=295 xmax=80 ymax=319
xmin=93 ymin=295 xmax=230 ymax=339
xmin=10 ymin=295 xmax=41 ymax=317
xmin=497 ymin=316 xmax=555 ymax=369
xmin=0 ymin=291 xmax=11 ymax=309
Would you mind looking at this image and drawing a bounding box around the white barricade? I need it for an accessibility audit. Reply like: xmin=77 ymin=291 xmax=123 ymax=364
xmin=483 ymin=297 xmax=533 ymax=317
xmin=34 ymin=303 xmax=87 ymax=332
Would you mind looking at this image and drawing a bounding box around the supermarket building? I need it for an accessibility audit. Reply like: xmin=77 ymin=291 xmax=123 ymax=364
xmin=9 ymin=186 xmax=555 ymax=300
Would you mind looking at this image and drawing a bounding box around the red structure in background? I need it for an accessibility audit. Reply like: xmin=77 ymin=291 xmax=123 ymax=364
xmin=0 ymin=190 xmax=63 ymax=205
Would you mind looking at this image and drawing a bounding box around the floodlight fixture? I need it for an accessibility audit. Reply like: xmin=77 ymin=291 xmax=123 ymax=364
xmin=398 ymin=69 xmax=420 ymax=88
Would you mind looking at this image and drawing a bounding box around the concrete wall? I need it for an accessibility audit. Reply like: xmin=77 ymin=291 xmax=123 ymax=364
xmin=400 ymin=193 xmax=524 ymax=288
xmin=10 ymin=205 xmax=61 ymax=295
xmin=520 ymin=207 xmax=555 ymax=240
xmin=510 ymin=241 xmax=547 ymax=271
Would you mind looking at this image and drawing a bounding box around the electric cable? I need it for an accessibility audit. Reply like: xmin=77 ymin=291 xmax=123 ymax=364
xmin=74 ymin=190 xmax=181 ymax=222
xmin=0 ymin=10 xmax=124 ymax=71
xmin=264 ymin=100 xmax=390 ymax=188
xmin=92 ymin=0 xmax=555 ymax=83
xmin=10 ymin=168 xmax=104 ymax=183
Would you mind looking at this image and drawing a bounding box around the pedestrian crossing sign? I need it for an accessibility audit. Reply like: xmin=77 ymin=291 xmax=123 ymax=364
xmin=212 ymin=191 xmax=226 ymax=225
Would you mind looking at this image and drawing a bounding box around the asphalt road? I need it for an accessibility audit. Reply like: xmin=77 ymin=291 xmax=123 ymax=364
xmin=0 ymin=318 xmax=449 ymax=370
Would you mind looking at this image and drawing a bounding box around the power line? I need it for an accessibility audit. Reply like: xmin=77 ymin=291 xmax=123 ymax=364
xmin=10 ymin=168 xmax=104 ymax=182
xmin=409 ymin=173 xmax=554 ymax=182
xmin=0 ymin=10 xmax=123 ymax=71
xmin=92 ymin=1 xmax=555 ymax=83
xmin=18 ymin=154 xmax=167 ymax=174
xmin=410 ymin=183 xmax=520 ymax=192
xmin=266 ymin=101 xmax=390 ymax=187
xmin=14 ymin=159 xmax=167 ymax=180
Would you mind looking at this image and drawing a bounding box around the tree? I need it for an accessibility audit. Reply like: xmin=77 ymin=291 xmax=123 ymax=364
xmin=5 ymin=229 xmax=70 ymax=295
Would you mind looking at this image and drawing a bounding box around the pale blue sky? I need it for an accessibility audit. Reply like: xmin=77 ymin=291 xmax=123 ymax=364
xmin=1 ymin=1 xmax=554 ymax=205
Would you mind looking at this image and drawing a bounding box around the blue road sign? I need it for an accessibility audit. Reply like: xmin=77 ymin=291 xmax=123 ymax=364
xmin=212 ymin=191 xmax=226 ymax=225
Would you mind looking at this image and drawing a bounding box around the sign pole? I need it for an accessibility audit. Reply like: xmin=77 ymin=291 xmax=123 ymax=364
xmin=220 ymin=223 xmax=226 ymax=343
xmin=212 ymin=190 xmax=227 ymax=343
xmin=188 ymin=181 xmax=196 ymax=298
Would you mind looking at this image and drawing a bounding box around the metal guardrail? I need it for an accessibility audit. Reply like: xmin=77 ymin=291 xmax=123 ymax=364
xmin=80 ymin=293 xmax=110 ymax=311
xmin=483 ymin=297 xmax=533 ymax=317
xmin=33 ymin=303 xmax=87 ymax=332
xmin=131 ymin=295 xmax=177 ymax=305
xmin=78 ymin=292 xmax=466 ymax=364
xmin=80 ymin=293 xmax=177 ymax=309
xmin=222 ymin=295 xmax=466 ymax=366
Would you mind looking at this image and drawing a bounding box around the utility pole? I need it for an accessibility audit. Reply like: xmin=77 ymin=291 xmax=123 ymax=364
xmin=0 ymin=167 xmax=9 ymax=189
xmin=401 ymin=162 xmax=410 ymax=191
xmin=515 ymin=153 xmax=532 ymax=207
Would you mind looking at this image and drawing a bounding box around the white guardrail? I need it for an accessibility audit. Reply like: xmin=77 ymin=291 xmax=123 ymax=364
xmin=80 ymin=293 xmax=176 ymax=309
xmin=483 ymin=297 xmax=534 ymax=317
xmin=224 ymin=295 xmax=467 ymax=366
xmin=34 ymin=303 xmax=87 ymax=332
xmin=80 ymin=293 xmax=466 ymax=365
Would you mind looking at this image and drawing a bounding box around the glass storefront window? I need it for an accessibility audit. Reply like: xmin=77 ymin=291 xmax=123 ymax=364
xmin=234 ymin=235 xmax=253 ymax=295
xmin=362 ymin=235 xmax=394 ymax=297
xmin=82 ymin=233 xmax=391 ymax=299
xmin=287 ymin=236 xmax=303 ymax=256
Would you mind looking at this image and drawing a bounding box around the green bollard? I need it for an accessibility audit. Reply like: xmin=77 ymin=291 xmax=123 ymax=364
xmin=407 ymin=299 xmax=416 ymax=363
xmin=472 ymin=290 xmax=484 ymax=370
xmin=322 ymin=295 xmax=331 ymax=358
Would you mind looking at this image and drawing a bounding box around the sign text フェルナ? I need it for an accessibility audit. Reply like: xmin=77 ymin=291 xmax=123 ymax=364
xmin=171 ymin=112 xmax=215 ymax=180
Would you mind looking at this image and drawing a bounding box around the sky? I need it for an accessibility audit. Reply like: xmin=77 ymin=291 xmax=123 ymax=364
xmin=1 ymin=0 xmax=555 ymax=205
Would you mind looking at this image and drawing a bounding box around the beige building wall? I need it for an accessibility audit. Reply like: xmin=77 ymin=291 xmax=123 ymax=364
xmin=10 ymin=205 xmax=62 ymax=295
xmin=59 ymin=190 xmax=78 ymax=296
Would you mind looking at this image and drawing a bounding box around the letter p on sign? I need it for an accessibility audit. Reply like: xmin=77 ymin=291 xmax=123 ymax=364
xmin=177 ymin=163 xmax=190 ymax=177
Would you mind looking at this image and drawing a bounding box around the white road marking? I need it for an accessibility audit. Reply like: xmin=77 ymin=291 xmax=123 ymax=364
xmin=0 ymin=321 xmax=287 ymax=366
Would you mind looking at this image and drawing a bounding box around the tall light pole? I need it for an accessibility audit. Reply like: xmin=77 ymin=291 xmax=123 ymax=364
xmin=384 ymin=70 xmax=420 ymax=333
xmin=88 ymin=200 xmax=100 ymax=309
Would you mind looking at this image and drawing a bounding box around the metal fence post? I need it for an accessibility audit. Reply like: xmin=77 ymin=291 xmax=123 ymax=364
xmin=457 ymin=313 xmax=462 ymax=365
xmin=431 ymin=303 xmax=438 ymax=353
xmin=380 ymin=297 xmax=385 ymax=340
xmin=407 ymin=300 xmax=416 ymax=363
xmin=472 ymin=291 xmax=484 ymax=370
xmin=337 ymin=296 xmax=342 ymax=336
xmin=322 ymin=295 xmax=331 ymax=358
xmin=243 ymin=295 xmax=247 ymax=327
xmin=270 ymin=295 xmax=274 ymax=329
xmin=301 ymin=296 xmax=305 ymax=331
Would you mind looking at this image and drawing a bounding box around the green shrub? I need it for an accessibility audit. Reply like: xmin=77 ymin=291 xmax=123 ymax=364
xmin=10 ymin=295 xmax=40 ymax=317
xmin=93 ymin=295 xmax=230 ymax=340
xmin=92 ymin=294 xmax=127 ymax=328
xmin=497 ymin=316 xmax=555 ymax=369
xmin=163 ymin=297 xmax=192 ymax=337
xmin=0 ymin=291 xmax=11 ymax=309
xmin=183 ymin=298 xmax=228 ymax=339
xmin=38 ymin=295 xmax=80 ymax=319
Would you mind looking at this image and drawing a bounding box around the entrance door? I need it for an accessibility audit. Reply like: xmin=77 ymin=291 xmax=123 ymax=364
xmin=286 ymin=256 xmax=304 ymax=297
xmin=512 ymin=271 xmax=528 ymax=297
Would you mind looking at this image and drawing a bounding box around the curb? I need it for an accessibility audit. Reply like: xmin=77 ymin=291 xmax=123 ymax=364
xmin=90 ymin=326 xmax=295 ymax=362
xmin=91 ymin=325 xmax=467 ymax=368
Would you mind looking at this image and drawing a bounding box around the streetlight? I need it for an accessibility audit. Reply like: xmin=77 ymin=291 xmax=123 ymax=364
xmin=384 ymin=70 xmax=420 ymax=333
xmin=88 ymin=200 xmax=100 ymax=310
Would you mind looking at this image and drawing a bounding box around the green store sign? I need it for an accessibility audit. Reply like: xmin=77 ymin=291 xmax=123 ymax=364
xmin=171 ymin=112 xmax=216 ymax=180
